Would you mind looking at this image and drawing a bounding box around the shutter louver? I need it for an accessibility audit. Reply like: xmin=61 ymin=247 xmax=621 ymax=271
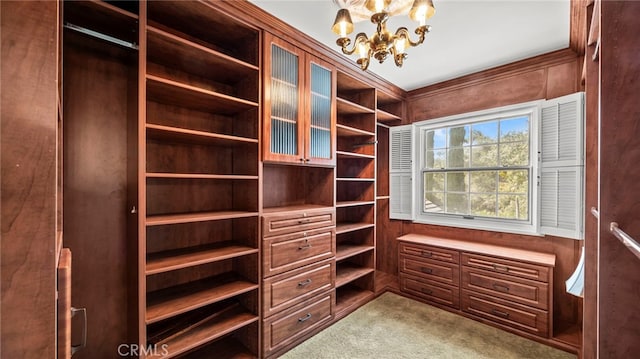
xmin=390 ymin=125 xmax=413 ymax=220
xmin=539 ymin=92 xmax=585 ymax=239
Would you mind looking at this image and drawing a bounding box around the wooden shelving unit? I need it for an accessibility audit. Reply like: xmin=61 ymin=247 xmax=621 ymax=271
xmin=334 ymin=71 xmax=377 ymax=318
xmin=376 ymin=90 xmax=404 ymax=124
xmin=142 ymin=1 xmax=260 ymax=356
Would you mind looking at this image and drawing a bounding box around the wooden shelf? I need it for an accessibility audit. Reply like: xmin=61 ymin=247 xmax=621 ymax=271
xmin=336 ymin=264 xmax=374 ymax=288
xmin=376 ymin=108 xmax=402 ymax=122
xmin=336 ymin=244 xmax=374 ymax=261
xmin=146 ymin=211 xmax=258 ymax=226
xmin=68 ymin=0 xmax=138 ymax=19
xmin=336 ymin=222 xmax=375 ymax=235
xmin=262 ymin=204 xmax=333 ymax=215
xmin=146 ymin=242 xmax=259 ymax=275
xmin=146 ymin=75 xmax=258 ymax=115
xmin=335 ymin=285 xmax=374 ymax=317
xmin=146 ymin=274 xmax=258 ymax=324
xmin=376 ymin=196 xmax=390 ymax=200
xmin=336 ymin=201 xmax=375 ymax=208
xmin=147 ymin=25 xmax=258 ymax=85
xmin=146 ymin=124 xmax=257 ymax=147
xmin=147 ymin=173 xmax=258 ymax=180
xmin=336 ymin=177 xmax=375 ymax=183
xmin=148 ymin=303 xmax=258 ymax=358
xmin=336 ymin=124 xmax=375 ymax=137
xmin=336 ymin=150 xmax=375 ymax=160
xmin=336 ymin=97 xmax=375 ymax=115
xmin=180 ymin=336 xmax=256 ymax=359
xmin=64 ymin=0 xmax=139 ymax=47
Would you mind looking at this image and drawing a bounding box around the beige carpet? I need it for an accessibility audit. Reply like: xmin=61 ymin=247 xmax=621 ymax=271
xmin=280 ymin=292 xmax=576 ymax=359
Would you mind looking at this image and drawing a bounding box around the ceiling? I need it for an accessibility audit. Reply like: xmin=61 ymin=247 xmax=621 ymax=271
xmin=249 ymin=0 xmax=571 ymax=91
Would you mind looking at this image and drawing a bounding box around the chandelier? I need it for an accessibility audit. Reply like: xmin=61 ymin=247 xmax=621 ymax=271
xmin=331 ymin=0 xmax=435 ymax=70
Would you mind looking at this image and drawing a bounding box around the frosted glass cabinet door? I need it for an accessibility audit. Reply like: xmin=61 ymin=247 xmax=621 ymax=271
xmin=263 ymin=34 xmax=336 ymax=166
xmin=306 ymin=58 xmax=336 ymax=166
xmin=264 ymin=35 xmax=305 ymax=164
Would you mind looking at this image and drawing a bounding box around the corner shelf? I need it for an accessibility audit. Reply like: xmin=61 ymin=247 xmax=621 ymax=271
xmin=336 ymin=222 xmax=375 ymax=235
xmin=336 ymin=263 xmax=375 ymax=288
xmin=336 ymin=244 xmax=375 ymax=261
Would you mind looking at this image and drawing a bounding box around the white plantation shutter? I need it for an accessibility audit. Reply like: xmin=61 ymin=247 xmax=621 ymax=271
xmin=540 ymin=167 xmax=583 ymax=238
xmin=539 ymin=92 xmax=585 ymax=239
xmin=390 ymin=125 xmax=413 ymax=219
xmin=541 ymin=93 xmax=584 ymax=167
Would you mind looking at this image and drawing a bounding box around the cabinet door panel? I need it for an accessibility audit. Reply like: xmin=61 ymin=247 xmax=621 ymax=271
xmin=306 ymin=58 xmax=336 ymax=166
xmin=264 ymin=35 xmax=305 ymax=164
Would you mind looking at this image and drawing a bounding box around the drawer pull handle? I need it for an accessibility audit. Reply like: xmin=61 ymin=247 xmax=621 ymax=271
xmin=492 ymin=283 xmax=510 ymax=292
xmin=491 ymin=309 xmax=510 ymax=318
xmin=420 ymin=267 xmax=433 ymax=274
xmin=298 ymin=279 xmax=312 ymax=287
xmin=421 ymin=288 xmax=433 ymax=295
xmin=493 ymin=264 xmax=510 ymax=272
xmin=298 ymin=243 xmax=312 ymax=250
xmin=298 ymin=313 xmax=312 ymax=322
xmin=421 ymin=251 xmax=433 ymax=258
xmin=298 ymin=219 xmax=312 ymax=224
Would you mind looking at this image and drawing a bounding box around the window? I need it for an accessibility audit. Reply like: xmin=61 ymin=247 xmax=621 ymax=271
xmin=413 ymin=102 xmax=540 ymax=234
xmin=390 ymin=94 xmax=584 ymax=238
xmin=422 ymin=115 xmax=530 ymax=220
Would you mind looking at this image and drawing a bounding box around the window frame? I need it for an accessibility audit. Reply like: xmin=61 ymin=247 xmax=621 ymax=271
xmin=413 ymin=100 xmax=542 ymax=236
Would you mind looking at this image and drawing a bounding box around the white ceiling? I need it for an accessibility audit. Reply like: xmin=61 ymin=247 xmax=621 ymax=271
xmin=249 ymin=0 xmax=570 ymax=91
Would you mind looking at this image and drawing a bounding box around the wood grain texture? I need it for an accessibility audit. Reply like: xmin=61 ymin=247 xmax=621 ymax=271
xmin=569 ymin=0 xmax=587 ymax=56
xmin=407 ymin=49 xmax=579 ymax=122
xmin=62 ymin=31 xmax=134 ymax=358
xmin=581 ymin=2 xmax=599 ymax=357
xmin=1 ymin=1 xmax=58 ymax=357
xmin=401 ymin=224 xmax=580 ymax=344
xmin=598 ymin=1 xmax=640 ymax=357
xmin=57 ymin=249 xmax=72 ymax=359
xmin=546 ymin=61 xmax=579 ymax=100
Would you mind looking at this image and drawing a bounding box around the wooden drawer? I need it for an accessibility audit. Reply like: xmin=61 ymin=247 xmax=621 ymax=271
xmin=462 ymin=252 xmax=550 ymax=282
xmin=263 ymin=291 xmax=334 ymax=356
xmin=399 ymin=242 xmax=459 ymax=264
xmin=263 ymin=259 xmax=335 ymax=318
xmin=462 ymin=290 xmax=549 ymax=337
xmin=400 ymin=273 xmax=460 ymax=309
xmin=264 ymin=227 xmax=335 ymax=277
xmin=461 ymin=267 xmax=549 ymax=310
xmin=400 ymin=255 xmax=459 ymax=286
xmin=263 ymin=208 xmax=335 ymax=238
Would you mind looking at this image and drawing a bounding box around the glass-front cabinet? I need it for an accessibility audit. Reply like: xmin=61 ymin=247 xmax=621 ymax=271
xmin=264 ymin=33 xmax=336 ymax=166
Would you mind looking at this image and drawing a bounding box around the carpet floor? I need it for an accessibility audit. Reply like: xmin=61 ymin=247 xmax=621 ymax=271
xmin=280 ymin=292 xmax=576 ymax=359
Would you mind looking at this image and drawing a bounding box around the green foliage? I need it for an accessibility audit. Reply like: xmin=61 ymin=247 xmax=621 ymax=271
xmin=424 ymin=122 xmax=529 ymax=220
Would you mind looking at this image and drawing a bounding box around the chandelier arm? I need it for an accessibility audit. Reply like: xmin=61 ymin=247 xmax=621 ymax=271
xmin=394 ymin=26 xmax=428 ymax=47
xmin=337 ymin=32 xmax=370 ymax=55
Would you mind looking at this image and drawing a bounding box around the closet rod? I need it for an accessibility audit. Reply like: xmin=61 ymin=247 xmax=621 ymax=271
xmin=64 ymin=22 xmax=138 ymax=50
xmin=610 ymin=222 xmax=640 ymax=260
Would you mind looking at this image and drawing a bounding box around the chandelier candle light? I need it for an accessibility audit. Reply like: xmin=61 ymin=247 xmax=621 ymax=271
xmin=332 ymin=0 xmax=435 ymax=70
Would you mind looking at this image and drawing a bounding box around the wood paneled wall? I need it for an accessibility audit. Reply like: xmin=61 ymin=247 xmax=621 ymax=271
xmin=407 ymin=48 xmax=580 ymax=122
xmin=597 ymin=1 xmax=640 ymax=357
xmin=376 ymin=47 xmax=584 ymax=345
xmin=1 ymin=1 xmax=59 ymax=357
